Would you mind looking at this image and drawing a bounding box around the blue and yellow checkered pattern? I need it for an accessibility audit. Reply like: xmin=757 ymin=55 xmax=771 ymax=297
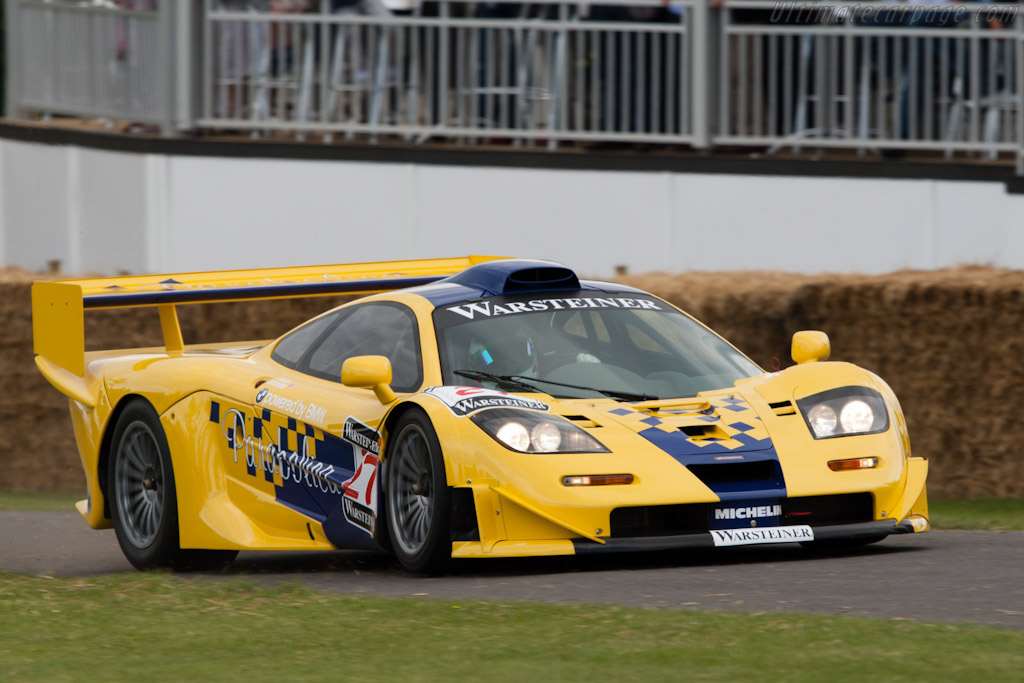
xmin=608 ymin=397 xmax=773 ymax=458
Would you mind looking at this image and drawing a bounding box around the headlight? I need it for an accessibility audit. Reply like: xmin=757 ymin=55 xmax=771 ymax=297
xmin=840 ymin=400 xmax=874 ymax=433
xmin=796 ymin=387 xmax=889 ymax=439
xmin=495 ymin=422 xmax=531 ymax=451
xmin=807 ymin=404 xmax=838 ymax=438
xmin=470 ymin=409 xmax=609 ymax=453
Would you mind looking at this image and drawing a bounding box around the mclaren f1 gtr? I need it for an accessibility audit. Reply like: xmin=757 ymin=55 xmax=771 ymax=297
xmin=32 ymin=256 xmax=929 ymax=572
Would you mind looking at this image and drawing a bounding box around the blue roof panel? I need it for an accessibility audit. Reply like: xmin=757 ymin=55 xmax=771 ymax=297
xmin=404 ymin=259 xmax=648 ymax=307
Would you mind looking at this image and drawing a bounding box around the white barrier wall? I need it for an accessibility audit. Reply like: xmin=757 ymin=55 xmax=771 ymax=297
xmin=3 ymin=136 xmax=1023 ymax=276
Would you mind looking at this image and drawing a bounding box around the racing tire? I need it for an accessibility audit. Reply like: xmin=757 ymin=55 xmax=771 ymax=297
xmin=108 ymin=400 xmax=237 ymax=571
xmin=385 ymin=410 xmax=451 ymax=574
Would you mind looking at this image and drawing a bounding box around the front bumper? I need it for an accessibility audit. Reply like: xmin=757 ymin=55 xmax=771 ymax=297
xmin=571 ymin=518 xmax=917 ymax=555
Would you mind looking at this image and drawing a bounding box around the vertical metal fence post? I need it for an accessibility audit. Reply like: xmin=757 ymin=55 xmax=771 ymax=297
xmin=174 ymin=0 xmax=196 ymax=132
xmin=717 ymin=2 xmax=729 ymax=139
xmin=4 ymin=0 xmax=22 ymax=118
xmin=553 ymin=1 xmax=569 ymax=150
xmin=969 ymin=20 xmax=980 ymax=143
xmin=691 ymin=0 xmax=711 ymax=148
xmin=1017 ymin=16 xmax=1024 ymax=175
xmin=439 ymin=2 xmax=450 ymax=132
xmin=319 ymin=0 xmax=329 ymax=131
xmin=201 ymin=0 xmax=212 ymax=122
xmin=157 ymin=0 xmax=174 ymax=135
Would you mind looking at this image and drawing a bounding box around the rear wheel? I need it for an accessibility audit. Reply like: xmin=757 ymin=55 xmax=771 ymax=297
xmin=108 ymin=400 xmax=236 ymax=571
xmin=385 ymin=411 xmax=451 ymax=574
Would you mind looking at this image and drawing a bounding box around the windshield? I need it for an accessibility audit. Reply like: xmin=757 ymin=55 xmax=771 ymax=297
xmin=434 ymin=293 xmax=760 ymax=400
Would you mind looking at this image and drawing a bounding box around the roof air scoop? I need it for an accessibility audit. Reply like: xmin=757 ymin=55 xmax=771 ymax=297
xmin=504 ymin=266 xmax=580 ymax=293
xmin=443 ymin=259 xmax=581 ymax=296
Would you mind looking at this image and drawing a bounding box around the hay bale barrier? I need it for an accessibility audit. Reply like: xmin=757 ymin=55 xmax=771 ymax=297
xmin=2 ymin=266 xmax=1021 ymax=499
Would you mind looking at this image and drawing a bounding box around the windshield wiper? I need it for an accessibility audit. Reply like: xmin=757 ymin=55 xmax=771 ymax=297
xmin=454 ymin=369 xmax=658 ymax=402
xmin=453 ymin=369 xmax=545 ymax=394
xmin=507 ymin=375 xmax=658 ymax=402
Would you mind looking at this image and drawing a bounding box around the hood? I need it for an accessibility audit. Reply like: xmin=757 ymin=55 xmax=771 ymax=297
xmin=598 ymin=394 xmax=785 ymax=501
xmin=602 ymin=395 xmax=773 ymax=457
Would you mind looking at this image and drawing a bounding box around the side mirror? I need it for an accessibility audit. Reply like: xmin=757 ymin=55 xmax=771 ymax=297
xmin=341 ymin=355 xmax=397 ymax=404
xmin=791 ymin=331 xmax=831 ymax=365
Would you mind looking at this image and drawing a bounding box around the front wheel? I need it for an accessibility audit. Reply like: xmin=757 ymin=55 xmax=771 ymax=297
xmin=108 ymin=400 xmax=236 ymax=571
xmin=385 ymin=410 xmax=451 ymax=574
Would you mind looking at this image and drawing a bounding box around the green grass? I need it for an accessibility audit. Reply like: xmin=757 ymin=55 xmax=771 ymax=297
xmin=0 ymin=571 xmax=1021 ymax=682
xmin=929 ymin=498 xmax=1024 ymax=531
xmin=1 ymin=496 xmax=1022 ymax=680
xmin=0 ymin=491 xmax=81 ymax=512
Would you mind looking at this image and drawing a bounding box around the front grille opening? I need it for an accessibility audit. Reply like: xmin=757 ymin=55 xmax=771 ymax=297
xmin=688 ymin=460 xmax=776 ymax=484
xmin=609 ymin=493 xmax=875 ymax=538
xmin=610 ymin=503 xmax=710 ymax=538
xmin=449 ymin=488 xmax=480 ymax=542
xmin=782 ymin=492 xmax=874 ymax=526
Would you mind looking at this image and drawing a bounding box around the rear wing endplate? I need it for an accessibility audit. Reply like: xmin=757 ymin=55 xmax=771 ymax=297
xmin=33 ymin=256 xmax=508 ymax=401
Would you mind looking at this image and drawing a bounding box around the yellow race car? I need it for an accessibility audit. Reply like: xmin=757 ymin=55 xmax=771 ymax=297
xmin=33 ymin=256 xmax=929 ymax=573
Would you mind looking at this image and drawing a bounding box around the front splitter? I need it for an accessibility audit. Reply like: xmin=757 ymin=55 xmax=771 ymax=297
xmin=571 ymin=519 xmax=915 ymax=555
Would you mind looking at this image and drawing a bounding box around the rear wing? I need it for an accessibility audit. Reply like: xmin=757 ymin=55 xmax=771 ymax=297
xmin=32 ymin=255 xmax=508 ymax=405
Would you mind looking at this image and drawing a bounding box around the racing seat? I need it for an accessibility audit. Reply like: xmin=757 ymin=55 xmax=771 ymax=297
xmin=468 ymin=335 xmax=536 ymax=377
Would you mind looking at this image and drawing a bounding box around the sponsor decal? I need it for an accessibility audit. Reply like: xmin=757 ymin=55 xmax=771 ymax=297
xmin=710 ymin=500 xmax=783 ymax=530
xmin=713 ymin=504 xmax=782 ymax=521
xmin=445 ymin=296 xmax=662 ymax=320
xmin=340 ymin=446 xmax=379 ymax=536
xmin=219 ymin=408 xmax=343 ymax=495
xmin=211 ymin=400 xmax=386 ymax=549
xmin=260 ymin=390 xmax=328 ymax=424
xmin=423 ymin=386 xmax=549 ymax=417
xmin=710 ymin=525 xmax=814 ymax=547
xmin=342 ymin=416 xmax=381 ymax=456
xmin=343 ymin=497 xmax=375 ymax=534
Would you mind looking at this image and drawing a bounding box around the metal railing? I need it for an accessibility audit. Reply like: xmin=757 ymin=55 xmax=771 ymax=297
xmin=197 ymin=0 xmax=699 ymax=146
xmin=6 ymin=0 xmax=173 ymax=129
xmin=718 ymin=1 xmax=1024 ymax=161
xmin=4 ymin=0 xmax=1023 ymax=172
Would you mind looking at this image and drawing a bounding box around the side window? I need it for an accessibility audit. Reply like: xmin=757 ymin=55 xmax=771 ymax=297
xmin=304 ymin=303 xmax=422 ymax=392
xmin=272 ymin=311 xmax=343 ymax=369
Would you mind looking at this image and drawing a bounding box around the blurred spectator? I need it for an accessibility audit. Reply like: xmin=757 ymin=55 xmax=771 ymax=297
xmin=332 ymin=0 xmax=390 ymax=17
xmin=589 ymin=3 xmax=680 ymax=139
xmin=113 ymin=0 xmax=161 ymax=130
xmin=891 ymin=0 xmax=1019 ymax=143
xmin=713 ymin=0 xmax=819 ymax=138
xmin=268 ymin=0 xmax=314 ymax=78
xmin=216 ymin=0 xmax=271 ymax=118
xmin=897 ymin=0 xmax=955 ymax=143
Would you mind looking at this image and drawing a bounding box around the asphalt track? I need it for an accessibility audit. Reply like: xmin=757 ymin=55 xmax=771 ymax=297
xmin=2 ymin=511 xmax=1023 ymax=631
